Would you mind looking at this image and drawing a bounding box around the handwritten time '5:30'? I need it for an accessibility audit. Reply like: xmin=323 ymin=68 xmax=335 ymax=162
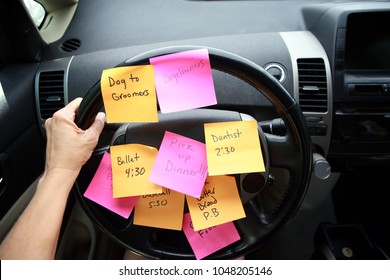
xmin=142 ymin=189 xmax=171 ymax=209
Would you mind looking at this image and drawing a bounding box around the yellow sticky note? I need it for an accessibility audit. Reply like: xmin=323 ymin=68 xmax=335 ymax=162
xmin=186 ymin=175 xmax=246 ymax=231
xmin=134 ymin=188 xmax=185 ymax=230
xmin=101 ymin=65 xmax=158 ymax=123
xmin=204 ymin=120 xmax=265 ymax=175
xmin=110 ymin=144 xmax=162 ymax=198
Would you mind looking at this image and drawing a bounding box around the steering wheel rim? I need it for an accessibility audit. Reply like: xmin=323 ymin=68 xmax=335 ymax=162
xmin=74 ymin=46 xmax=312 ymax=259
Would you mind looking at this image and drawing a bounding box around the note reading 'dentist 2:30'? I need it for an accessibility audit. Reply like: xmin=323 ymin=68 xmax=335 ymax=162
xmin=204 ymin=120 xmax=265 ymax=175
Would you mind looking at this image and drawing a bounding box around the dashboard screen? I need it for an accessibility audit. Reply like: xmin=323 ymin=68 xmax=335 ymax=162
xmin=345 ymin=12 xmax=390 ymax=70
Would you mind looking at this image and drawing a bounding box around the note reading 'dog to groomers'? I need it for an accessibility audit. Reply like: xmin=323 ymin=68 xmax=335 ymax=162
xmin=100 ymin=65 xmax=158 ymax=123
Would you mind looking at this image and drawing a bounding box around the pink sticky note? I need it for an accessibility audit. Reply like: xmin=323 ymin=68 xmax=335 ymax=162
xmin=182 ymin=213 xmax=241 ymax=260
xmin=149 ymin=48 xmax=217 ymax=113
xmin=149 ymin=131 xmax=208 ymax=198
xmin=84 ymin=152 xmax=139 ymax=218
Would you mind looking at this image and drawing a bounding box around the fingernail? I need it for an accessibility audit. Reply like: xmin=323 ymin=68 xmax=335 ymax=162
xmin=97 ymin=112 xmax=106 ymax=122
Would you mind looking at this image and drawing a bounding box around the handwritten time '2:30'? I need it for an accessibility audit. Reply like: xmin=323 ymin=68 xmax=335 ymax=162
xmin=211 ymin=128 xmax=242 ymax=156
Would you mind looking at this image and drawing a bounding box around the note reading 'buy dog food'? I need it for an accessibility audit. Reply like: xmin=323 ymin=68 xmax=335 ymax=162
xmin=182 ymin=213 xmax=240 ymax=259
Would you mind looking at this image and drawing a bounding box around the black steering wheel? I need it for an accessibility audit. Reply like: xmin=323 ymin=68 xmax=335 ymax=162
xmin=74 ymin=46 xmax=312 ymax=259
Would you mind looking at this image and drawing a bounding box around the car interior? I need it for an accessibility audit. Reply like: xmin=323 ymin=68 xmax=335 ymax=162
xmin=0 ymin=0 xmax=389 ymax=260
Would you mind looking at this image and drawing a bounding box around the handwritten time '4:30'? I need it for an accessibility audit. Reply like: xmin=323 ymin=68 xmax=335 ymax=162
xmin=125 ymin=167 xmax=145 ymax=178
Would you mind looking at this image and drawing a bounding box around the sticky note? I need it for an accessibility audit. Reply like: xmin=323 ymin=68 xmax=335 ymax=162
xmin=149 ymin=131 xmax=208 ymax=198
xmin=182 ymin=213 xmax=241 ymax=260
xmin=84 ymin=152 xmax=138 ymax=218
xmin=186 ymin=175 xmax=246 ymax=231
xmin=134 ymin=188 xmax=185 ymax=230
xmin=149 ymin=48 xmax=217 ymax=113
xmin=204 ymin=120 xmax=265 ymax=175
xmin=110 ymin=144 xmax=162 ymax=198
xmin=101 ymin=65 xmax=158 ymax=123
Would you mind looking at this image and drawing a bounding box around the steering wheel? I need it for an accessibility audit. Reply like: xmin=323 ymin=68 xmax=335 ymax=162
xmin=74 ymin=46 xmax=312 ymax=259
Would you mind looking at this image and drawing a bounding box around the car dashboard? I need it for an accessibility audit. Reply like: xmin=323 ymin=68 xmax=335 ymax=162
xmin=34 ymin=1 xmax=390 ymax=169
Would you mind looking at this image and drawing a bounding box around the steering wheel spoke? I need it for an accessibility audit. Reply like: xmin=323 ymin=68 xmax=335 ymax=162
xmin=265 ymin=133 xmax=302 ymax=170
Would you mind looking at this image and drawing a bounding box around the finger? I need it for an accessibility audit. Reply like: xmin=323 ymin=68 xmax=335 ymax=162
xmin=44 ymin=116 xmax=52 ymax=130
xmin=85 ymin=112 xmax=105 ymax=138
xmin=44 ymin=118 xmax=53 ymax=167
xmin=44 ymin=117 xmax=53 ymax=140
xmin=96 ymin=112 xmax=106 ymax=123
xmin=63 ymin=98 xmax=83 ymax=114
xmin=54 ymin=98 xmax=82 ymax=122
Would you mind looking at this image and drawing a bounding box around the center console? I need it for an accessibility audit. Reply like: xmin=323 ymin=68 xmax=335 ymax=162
xmin=332 ymin=11 xmax=390 ymax=167
xmin=305 ymin=4 xmax=390 ymax=170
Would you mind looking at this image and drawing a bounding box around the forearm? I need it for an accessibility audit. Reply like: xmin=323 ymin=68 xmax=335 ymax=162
xmin=0 ymin=170 xmax=78 ymax=260
xmin=0 ymin=99 xmax=104 ymax=260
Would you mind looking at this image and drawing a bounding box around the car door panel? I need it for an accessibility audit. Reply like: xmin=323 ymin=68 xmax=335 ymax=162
xmin=0 ymin=63 xmax=45 ymax=220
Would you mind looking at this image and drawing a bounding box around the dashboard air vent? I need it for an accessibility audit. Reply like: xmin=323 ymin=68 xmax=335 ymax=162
xmin=61 ymin=38 xmax=81 ymax=52
xmin=38 ymin=71 xmax=65 ymax=119
xmin=297 ymin=58 xmax=327 ymax=113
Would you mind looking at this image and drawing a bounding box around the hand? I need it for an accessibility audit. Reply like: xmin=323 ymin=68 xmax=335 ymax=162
xmin=44 ymin=98 xmax=105 ymax=177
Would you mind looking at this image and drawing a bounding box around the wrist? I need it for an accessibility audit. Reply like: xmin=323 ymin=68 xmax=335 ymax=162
xmin=38 ymin=168 xmax=80 ymax=196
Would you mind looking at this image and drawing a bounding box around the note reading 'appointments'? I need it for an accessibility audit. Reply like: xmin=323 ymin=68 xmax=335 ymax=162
xmin=182 ymin=213 xmax=241 ymax=259
xmin=110 ymin=144 xmax=162 ymax=198
xmin=84 ymin=152 xmax=138 ymax=218
xmin=149 ymin=48 xmax=217 ymax=113
xmin=149 ymin=131 xmax=208 ymax=198
xmin=204 ymin=120 xmax=265 ymax=175
xmin=101 ymin=65 xmax=158 ymax=123
xmin=134 ymin=188 xmax=185 ymax=230
xmin=186 ymin=175 xmax=246 ymax=231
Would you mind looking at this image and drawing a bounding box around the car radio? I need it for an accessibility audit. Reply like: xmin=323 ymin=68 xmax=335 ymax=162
xmin=348 ymin=83 xmax=390 ymax=96
xmin=330 ymin=11 xmax=390 ymax=163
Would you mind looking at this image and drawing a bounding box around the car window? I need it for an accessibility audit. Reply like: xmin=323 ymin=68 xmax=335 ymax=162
xmin=23 ymin=0 xmax=46 ymax=28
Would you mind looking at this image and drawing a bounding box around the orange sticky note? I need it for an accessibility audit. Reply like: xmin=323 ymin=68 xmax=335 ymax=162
xmin=204 ymin=120 xmax=265 ymax=175
xmin=110 ymin=144 xmax=162 ymax=198
xmin=134 ymin=188 xmax=185 ymax=230
xmin=101 ymin=65 xmax=158 ymax=123
xmin=186 ymin=175 xmax=246 ymax=231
